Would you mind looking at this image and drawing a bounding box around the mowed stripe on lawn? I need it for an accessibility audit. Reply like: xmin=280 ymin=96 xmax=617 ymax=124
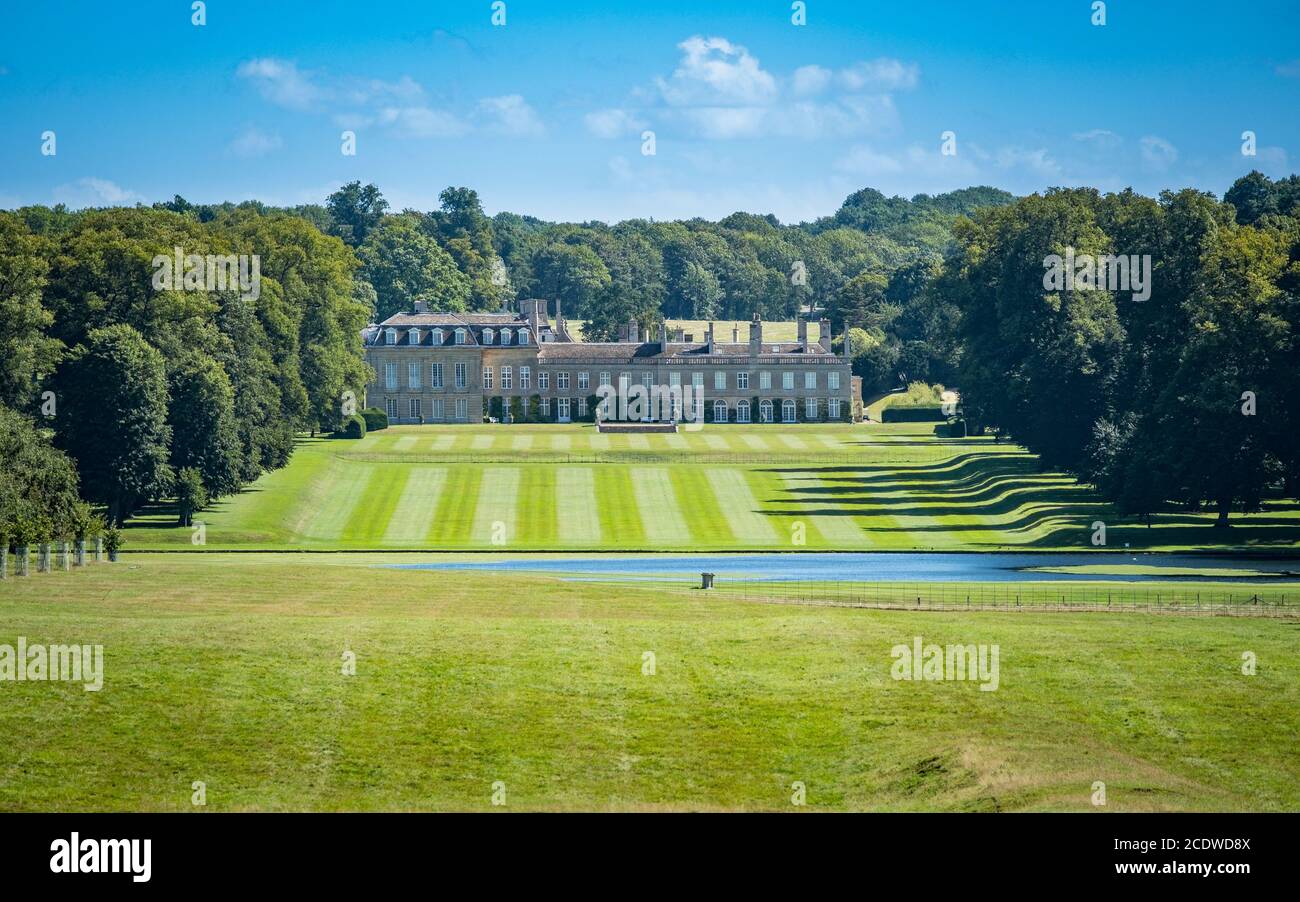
xmin=706 ymin=468 xmax=781 ymax=545
xmin=471 ymin=467 xmax=521 ymax=545
xmin=515 ymin=466 xmax=557 ymax=545
xmin=669 ymin=467 xmax=734 ymax=545
xmin=594 ymin=466 xmax=645 ymax=544
xmin=300 ymin=461 xmax=377 ymax=541
xmin=341 ymin=465 xmax=408 ymax=543
xmin=428 ymin=466 xmax=482 ymax=545
xmin=382 ymin=467 xmax=447 ymax=544
xmin=556 ymin=468 xmax=601 ymax=545
xmin=631 ymin=468 xmax=690 ymax=547
xmin=778 ymin=472 xmax=868 ymax=547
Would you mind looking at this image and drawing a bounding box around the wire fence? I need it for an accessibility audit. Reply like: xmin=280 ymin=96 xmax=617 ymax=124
xmin=680 ymin=578 xmax=1300 ymax=619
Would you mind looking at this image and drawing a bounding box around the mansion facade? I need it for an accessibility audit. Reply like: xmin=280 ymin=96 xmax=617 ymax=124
xmin=363 ymin=299 xmax=859 ymax=425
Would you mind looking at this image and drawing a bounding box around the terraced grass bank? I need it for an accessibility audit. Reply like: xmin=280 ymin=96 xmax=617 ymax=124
xmin=1 ymin=554 xmax=1296 ymax=811
xmin=124 ymin=423 xmax=1300 ymax=552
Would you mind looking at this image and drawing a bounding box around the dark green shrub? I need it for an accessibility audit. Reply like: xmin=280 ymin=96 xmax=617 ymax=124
xmin=338 ymin=413 xmax=367 ymax=439
xmin=881 ymin=405 xmax=946 ymax=423
xmin=361 ymin=407 xmax=388 ymax=431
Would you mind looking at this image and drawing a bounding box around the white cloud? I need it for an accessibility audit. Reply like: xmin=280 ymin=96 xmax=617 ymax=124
xmin=992 ymin=146 xmax=1062 ymax=179
xmin=1072 ymin=128 xmax=1123 ymax=150
xmin=656 ymin=36 xmax=778 ymax=107
xmin=791 ymin=65 xmax=832 ymax=96
xmin=585 ymin=108 xmax=646 ymax=138
xmin=1275 ymin=59 xmax=1300 ymax=78
xmin=228 ymin=125 xmax=283 ymax=158
xmin=837 ymin=58 xmax=918 ymax=92
xmin=236 ymin=58 xmax=322 ymax=110
xmin=52 ymin=178 xmax=143 ymax=208
xmin=377 ymin=106 xmax=469 ymax=138
xmin=477 ymin=95 xmax=544 ymax=136
xmin=1139 ymin=135 xmax=1178 ymax=170
xmin=833 ymin=145 xmax=905 ymax=176
xmin=611 ymin=36 xmax=918 ymax=140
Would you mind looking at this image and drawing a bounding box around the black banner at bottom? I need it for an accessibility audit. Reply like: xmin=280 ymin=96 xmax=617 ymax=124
xmin=0 ymin=812 xmax=1289 ymax=889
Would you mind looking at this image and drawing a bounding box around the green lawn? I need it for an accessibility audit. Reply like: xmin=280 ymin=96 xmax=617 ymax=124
xmin=1 ymin=554 xmax=1296 ymax=811
xmin=123 ymin=423 xmax=1300 ymax=552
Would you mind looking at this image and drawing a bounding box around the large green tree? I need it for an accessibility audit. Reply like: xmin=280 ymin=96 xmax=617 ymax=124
xmin=52 ymin=324 xmax=172 ymax=525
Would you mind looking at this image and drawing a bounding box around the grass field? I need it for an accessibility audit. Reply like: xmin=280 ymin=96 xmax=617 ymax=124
xmin=124 ymin=423 xmax=1300 ymax=552
xmin=2 ymin=554 xmax=1296 ymax=812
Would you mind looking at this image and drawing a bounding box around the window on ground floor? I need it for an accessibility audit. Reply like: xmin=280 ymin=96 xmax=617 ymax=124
xmin=735 ymin=400 xmax=751 ymax=423
xmin=829 ymin=398 xmax=841 ymax=419
xmin=782 ymin=399 xmax=796 ymax=422
xmin=713 ymin=399 xmax=728 ymax=422
xmin=455 ymin=398 xmax=468 ymax=421
xmin=385 ymin=397 xmax=398 ymax=419
xmin=805 ymin=397 xmax=817 ymax=420
xmin=760 ymin=399 xmax=773 ymax=422
xmin=410 ymin=398 xmax=422 ymax=420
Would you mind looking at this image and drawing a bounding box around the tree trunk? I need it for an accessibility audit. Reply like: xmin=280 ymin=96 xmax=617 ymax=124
xmin=1214 ymin=499 xmax=1231 ymax=528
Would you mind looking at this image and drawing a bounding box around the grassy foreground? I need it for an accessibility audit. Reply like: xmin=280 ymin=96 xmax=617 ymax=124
xmin=123 ymin=423 xmax=1300 ymax=552
xmin=1 ymin=554 xmax=1297 ymax=811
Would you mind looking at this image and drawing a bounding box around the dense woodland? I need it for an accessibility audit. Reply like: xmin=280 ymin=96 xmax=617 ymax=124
xmin=1 ymin=171 xmax=1297 ymax=541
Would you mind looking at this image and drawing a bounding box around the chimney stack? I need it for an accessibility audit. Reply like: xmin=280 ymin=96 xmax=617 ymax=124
xmin=819 ymin=318 xmax=832 ymax=353
xmin=797 ymin=317 xmax=808 ymax=347
xmin=732 ymin=325 xmax=740 ymax=343
xmin=658 ymin=320 xmax=668 ymax=350
xmin=749 ymin=314 xmax=763 ymax=358
xmin=706 ymin=321 xmax=715 ymax=354
xmin=414 ymin=299 xmax=428 ymax=314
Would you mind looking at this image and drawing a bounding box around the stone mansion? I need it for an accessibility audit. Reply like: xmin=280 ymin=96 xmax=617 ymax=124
xmin=363 ymin=299 xmax=859 ymax=425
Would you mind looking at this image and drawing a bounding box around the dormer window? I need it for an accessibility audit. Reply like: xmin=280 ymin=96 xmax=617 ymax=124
xmin=518 ymin=330 xmax=529 ymax=345
xmin=431 ymin=328 xmax=444 ymax=345
xmin=454 ymin=328 xmax=467 ymax=345
xmin=483 ymin=328 xmax=494 ymax=345
xmin=408 ymin=328 xmax=420 ymax=345
xmin=385 ymin=328 xmax=397 ymax=346
xmin=500 ymin=328 xmax=511 ymax=345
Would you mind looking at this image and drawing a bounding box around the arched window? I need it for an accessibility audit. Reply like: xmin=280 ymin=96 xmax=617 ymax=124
xmin=454 ymin=328 xmax=467 ymax=345
xmin=431 ymin=328 xmax=444 ymax=345
xmin=483 ymin=328 xmax=494 ymax=344
xmin=781 ymin=399 xmax=796 ymax=423
xmin=713 ymin=400 xmax=728 ymax=423
xmin=385 ymin=328 xmax=397 ymax=345
xmin=760 ymin=399 xmax=773 ymax=423
xmin=500 ymin=328 xmax=512 ymax=345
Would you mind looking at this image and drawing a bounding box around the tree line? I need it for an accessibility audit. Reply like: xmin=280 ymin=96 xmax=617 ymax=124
xmin=4 ymin=171 xmax=1294 ymax=539
xmin=934 ymin=172 xmax=1300 ymax=526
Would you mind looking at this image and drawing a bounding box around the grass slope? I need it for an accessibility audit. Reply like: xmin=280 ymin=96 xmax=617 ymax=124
xmin=123 ymin=424 xmax=1300 ymax=552
xmin=0 ymin=554 xmax=1295 ymax=811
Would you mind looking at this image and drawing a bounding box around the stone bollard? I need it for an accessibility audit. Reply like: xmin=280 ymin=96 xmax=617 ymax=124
xmin=58 ymin=541 xmax=70 ymax=571
xmin=37 ymin=543 xmax=51 ymax=573
xmin=75 ymin=540 xmax=86 ymax=567
xmin=94 ymin=537 xmax=103 ymax=562
xmin=16 ymin=545 xmax=29 ymax=576
xmin=700 ymin=572 xmax=715 ymax=590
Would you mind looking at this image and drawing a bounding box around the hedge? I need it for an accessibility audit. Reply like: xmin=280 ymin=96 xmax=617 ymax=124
xmin=360 ymin=407 xmax=388 ymax=431
xmin=881 ymin=404 xmax=947 ymax=423
xmin=338 ymin=413 xmax=366 ymax=439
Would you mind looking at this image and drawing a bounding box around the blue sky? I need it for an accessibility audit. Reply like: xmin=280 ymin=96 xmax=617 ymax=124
xmin=1 ymin=0 xmax=1297 ymax=223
